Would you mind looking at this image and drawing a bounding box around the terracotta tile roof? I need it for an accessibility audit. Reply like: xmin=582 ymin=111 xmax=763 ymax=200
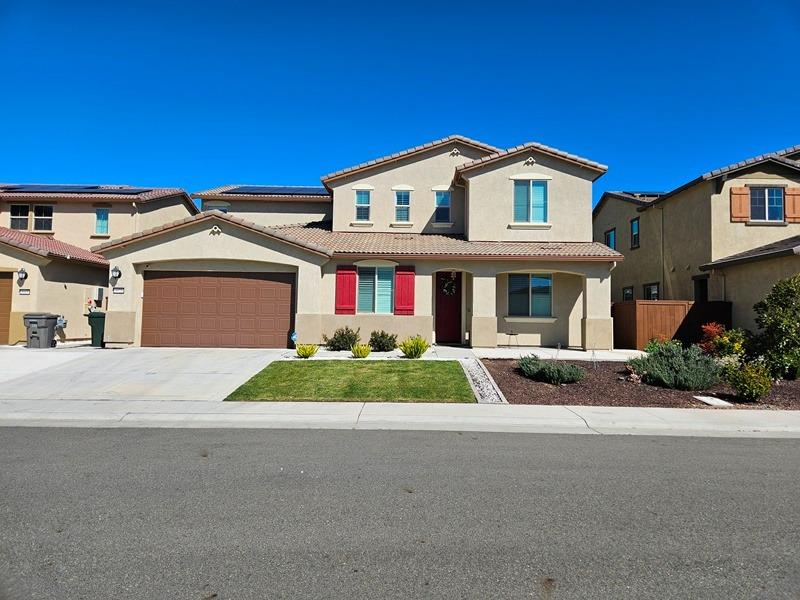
xmin=92 ymin=211 xmax=333 ymax=257
xmin=0 ymin=184 xmax=192 ymax=204
xmin=320 ymin=135 xmax=500 ymax=183
xmin=455 ymin=142 xmax=608 ymax=179
xmin=277 ymin=221 xmax=622 ymax=260
xmin=0 ymin=227 xmax=108 ymax=266
xmin=700 ymin=234 xmax=800 ymax=271
xmin=774 ymin=143 xmax=800 ymax=158
xmin=193 ymin=184 xmax=332 ymax=201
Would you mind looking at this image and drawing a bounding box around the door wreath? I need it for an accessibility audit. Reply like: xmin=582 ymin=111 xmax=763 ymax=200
xmin=440 ymin=273 xmax=458 ymax=296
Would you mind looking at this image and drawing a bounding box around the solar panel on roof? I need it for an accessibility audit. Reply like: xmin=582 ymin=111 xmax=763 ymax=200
xmin=1 ymin=185 xmax=152 ymax=195
xmin=223 ymin=185 xmax=330 ymax=196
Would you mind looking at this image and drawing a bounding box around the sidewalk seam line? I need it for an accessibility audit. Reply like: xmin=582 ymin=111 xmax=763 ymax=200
xmin=564 ymin=407 xmax=602 ymax=435
xmin=355 ymin=402 xmax=366 ymax=427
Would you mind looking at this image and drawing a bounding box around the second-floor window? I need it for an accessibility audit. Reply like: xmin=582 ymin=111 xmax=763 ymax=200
xmin=10 ymin=205 xmax=29 ymax=230
xmin=357 ymin=266 xmax=394 ymax=313
xmin=95 ymin=208 xmax=109 ymax=235
xmin=355 ymin=190 xmax=371 ymax=221
xmin=435 ymin=191 xmax=451 ymax=223
xmin=395 ymin=191 xmax=410 ymax=222
xmin=630 ymin=217 xmax=640 ymax=249
xmin=33 ymin=205 xmax=53 ymax=231
xmin=604 ymin=228 xmax=616 ymax=250
xmin=513 ymin=180 xmax=548 ymax=223
xmin=750 ymin=187 xmax=784 ymax=222
xmin=508 ymin=273 xmax=552 ymax=317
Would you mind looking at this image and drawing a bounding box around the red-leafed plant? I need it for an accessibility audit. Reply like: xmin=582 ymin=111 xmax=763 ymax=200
xmin=699 ymin=322 xmax=726 ymax=355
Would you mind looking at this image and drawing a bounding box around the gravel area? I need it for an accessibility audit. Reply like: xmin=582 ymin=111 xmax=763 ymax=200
xmin=459 ymin=359 xmax=506 ymax=404
xmin=483 ymin=359 xmax=800 ymax=410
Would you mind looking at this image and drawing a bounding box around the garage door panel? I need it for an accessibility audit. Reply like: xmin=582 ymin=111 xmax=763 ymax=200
xmin=142 ymin=271 xmax=295 ymax=348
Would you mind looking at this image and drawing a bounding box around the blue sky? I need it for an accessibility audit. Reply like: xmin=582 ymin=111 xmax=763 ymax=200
xmin=1 ymin=0 xmax=798 ymax=206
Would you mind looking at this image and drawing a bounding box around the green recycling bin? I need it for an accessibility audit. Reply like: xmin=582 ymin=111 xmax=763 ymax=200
xmin=87 ymin=311 xmax=106 ymax=347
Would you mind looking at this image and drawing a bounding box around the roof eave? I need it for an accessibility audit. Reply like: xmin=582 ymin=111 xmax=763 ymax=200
xmin=700 ymin=246 xmax=800 ymax=271
xmin=333 ymin=252 xmax=621 ymax=261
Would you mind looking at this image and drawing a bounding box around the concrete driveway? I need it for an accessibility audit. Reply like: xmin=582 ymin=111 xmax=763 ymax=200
xmin=0 ymin=346 xmax=286 ymax=401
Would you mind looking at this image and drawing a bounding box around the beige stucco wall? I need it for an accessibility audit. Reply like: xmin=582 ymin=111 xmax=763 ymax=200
xmin=708 ymin=254 xmax=800 ymax=331
xmin=463 ymin=150 xmax=596 ymax=242
xmin=137 ymin=195 xmax=198 ymax=231
xmin=100 ymin=219 xmax=328 ymax=346
xmin=327 ymin=143 xmax=489 ymax=234
xmin=0 ymin=246 xmax=107 ymax=344
xmin=204 ymin=200 xmax=332 ymax=227
xmin=710 ymin=166 xmax=800 ymax=260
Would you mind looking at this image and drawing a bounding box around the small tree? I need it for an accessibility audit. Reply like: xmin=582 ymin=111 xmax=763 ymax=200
xmin=753 ymin=274 xmax=800 ymax=379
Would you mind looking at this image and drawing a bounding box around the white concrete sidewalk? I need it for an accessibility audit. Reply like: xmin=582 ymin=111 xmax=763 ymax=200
xmin=1 ymin=399 xmax=798 ymax=438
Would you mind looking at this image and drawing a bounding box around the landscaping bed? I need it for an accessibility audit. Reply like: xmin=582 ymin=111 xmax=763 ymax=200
xmin=227 ymin=360 xmax=475 ymax=402
xmin=482 ymin=359 xmax=800 ymax=409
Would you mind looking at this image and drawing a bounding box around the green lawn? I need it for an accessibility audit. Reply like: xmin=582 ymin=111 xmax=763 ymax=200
xmin=226 ymin=360 xmax=475 ymax=402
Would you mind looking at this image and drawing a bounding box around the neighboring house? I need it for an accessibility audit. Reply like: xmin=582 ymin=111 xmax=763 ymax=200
xmin=592 ymin=145 xmax=800 ymax=327
xmin=96 ymin=135 xmax=621 ymax=350
xmin=0 ymin=184 xmax=197 ymax=343
xmin=699 ymin=235 xmax=800 ymax=331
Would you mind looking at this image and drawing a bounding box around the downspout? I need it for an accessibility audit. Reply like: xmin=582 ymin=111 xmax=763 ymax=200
xmin=659 ymin=205 xmax=665 ymax=299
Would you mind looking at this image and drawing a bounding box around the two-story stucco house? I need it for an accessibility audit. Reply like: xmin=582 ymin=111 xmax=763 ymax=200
xmin=0 ymin=184 xmax=197 ymax=343
xmin=592 ymin=145 xmax=800 ymax=330
xmin=95 ymin=135 xmax=621 ymax=349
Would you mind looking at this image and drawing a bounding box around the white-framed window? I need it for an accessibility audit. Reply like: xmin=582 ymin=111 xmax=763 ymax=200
xmin=94 ymin=208 xmax=109 ymax=235
xmin=750 ymin=187 xmax=784 ymax=222
xmin=513 ymin=180 xmax=548 ymax=223
xmin=395 ymin=191 xmax=410 ymax=222
xmin=10 ymin=204 xmax=29 ymax=230
xmin=33 ymin=205 xmax=53 ymax=231
xmin=643 ymin=282 xmax=660 ymax=300
xmin=508 ymin=273 xmax=552 ymax=317
xmin=355 ymin=190 xmax=371 ymax=221
xmin=357 ymin=266 xmax=394 ymax=313
xmin=435 ymin=191 xmax=451 ymax=223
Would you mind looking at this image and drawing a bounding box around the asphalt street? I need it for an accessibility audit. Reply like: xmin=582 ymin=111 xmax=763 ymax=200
xmin=0 ymin=428 xmax=798 ymax=599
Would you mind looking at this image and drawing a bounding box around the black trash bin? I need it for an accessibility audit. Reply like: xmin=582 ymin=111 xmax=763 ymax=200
xmin=87 ymin=311 xmax=106 ymax=348
xmin=23 ymin=313 xmax=59 ymax=348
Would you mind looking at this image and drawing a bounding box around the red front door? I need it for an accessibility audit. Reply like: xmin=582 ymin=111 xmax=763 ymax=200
xmin=435 ymin=271 xmax=462 ymax=344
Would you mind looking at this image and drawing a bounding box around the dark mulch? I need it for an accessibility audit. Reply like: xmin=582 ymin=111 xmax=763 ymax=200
xmin=483 ymin=359 xmax=800 ymax=410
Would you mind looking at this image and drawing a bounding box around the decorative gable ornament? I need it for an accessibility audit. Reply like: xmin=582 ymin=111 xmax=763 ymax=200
xmin=210 ymin=225 xmax=222 ymax=235
xmin=524 ymin=156 xmax=536 ymax=166
xmin=450 ymin=147 xmax=461 ymax=157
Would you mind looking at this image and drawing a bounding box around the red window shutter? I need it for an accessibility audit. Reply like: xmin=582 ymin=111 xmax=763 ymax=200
xmin=394 ymin=266 xmax=415 ymax=316
xmin=785 ymin=188 xmax=800 ymax=223
xmin=335 ymin=266 xmax=356 ymax=315
xmin=730 ymin=187 xmax=750 ymax=222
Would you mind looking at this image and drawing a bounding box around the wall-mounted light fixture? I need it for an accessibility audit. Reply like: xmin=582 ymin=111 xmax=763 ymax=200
xmin=110 ymin=266 xmax=122 ymax=280
xmin=17 ymin=267 xmax=28 ymax=281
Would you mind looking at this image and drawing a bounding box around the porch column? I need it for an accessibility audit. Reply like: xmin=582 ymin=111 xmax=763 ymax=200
xmin=582 ymin=274 xmax=614 ymax=350
xmin=470 ymin=274 xmax=497 ymax=347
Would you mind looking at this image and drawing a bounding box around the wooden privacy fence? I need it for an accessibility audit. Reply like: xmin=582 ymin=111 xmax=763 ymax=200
xmin=612 ymin=300 xmax=732 ymax=350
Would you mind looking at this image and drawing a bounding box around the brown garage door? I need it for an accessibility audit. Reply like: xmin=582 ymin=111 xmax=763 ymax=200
xmin=141 ymin=271 xmax=295 ymax=348
xmin=0 ymin=273 xmax=11 ymax=345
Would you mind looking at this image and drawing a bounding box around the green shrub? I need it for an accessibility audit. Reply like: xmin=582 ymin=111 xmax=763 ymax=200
xmin=518 ymin=355 xmax=585 ymax=385
xmin=714 ymin=327 xmax=747 ymax=358
xmin=628 ymin=343 xmax=720 ymax=390
xmin=398 ymin=335 xmax=429 ymax=359
xmin=350 ymin=343 xmax=371 ymax=359
xmin=752 ymin=274 xmax=800 ymax=378
xmin=369 ymin=330 xmax=397 ymax=352
xmin=727 ymin=361 xmax=773 ymax=402
xmin=644 ymin=337 xmax=681 ymax=354
xmin=323 ymin=326 xmax=360 ymax=351
xmin=295 ymin=344 xmax=318 ymax=359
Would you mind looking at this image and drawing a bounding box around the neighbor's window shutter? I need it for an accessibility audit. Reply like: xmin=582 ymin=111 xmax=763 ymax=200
xmin=785 ymin=188 xmax=800 ymax=223
xmin=335 ymin=266 xmax=357 ymax=315
xmin=730 ymin=187 xmax=750 ymax=222
xmin=394 ymin=266 xmax=415 ymax=315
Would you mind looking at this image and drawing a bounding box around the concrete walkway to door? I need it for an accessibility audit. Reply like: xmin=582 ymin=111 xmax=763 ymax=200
xmin=0 ymin=346 xmax=285 ymax=401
